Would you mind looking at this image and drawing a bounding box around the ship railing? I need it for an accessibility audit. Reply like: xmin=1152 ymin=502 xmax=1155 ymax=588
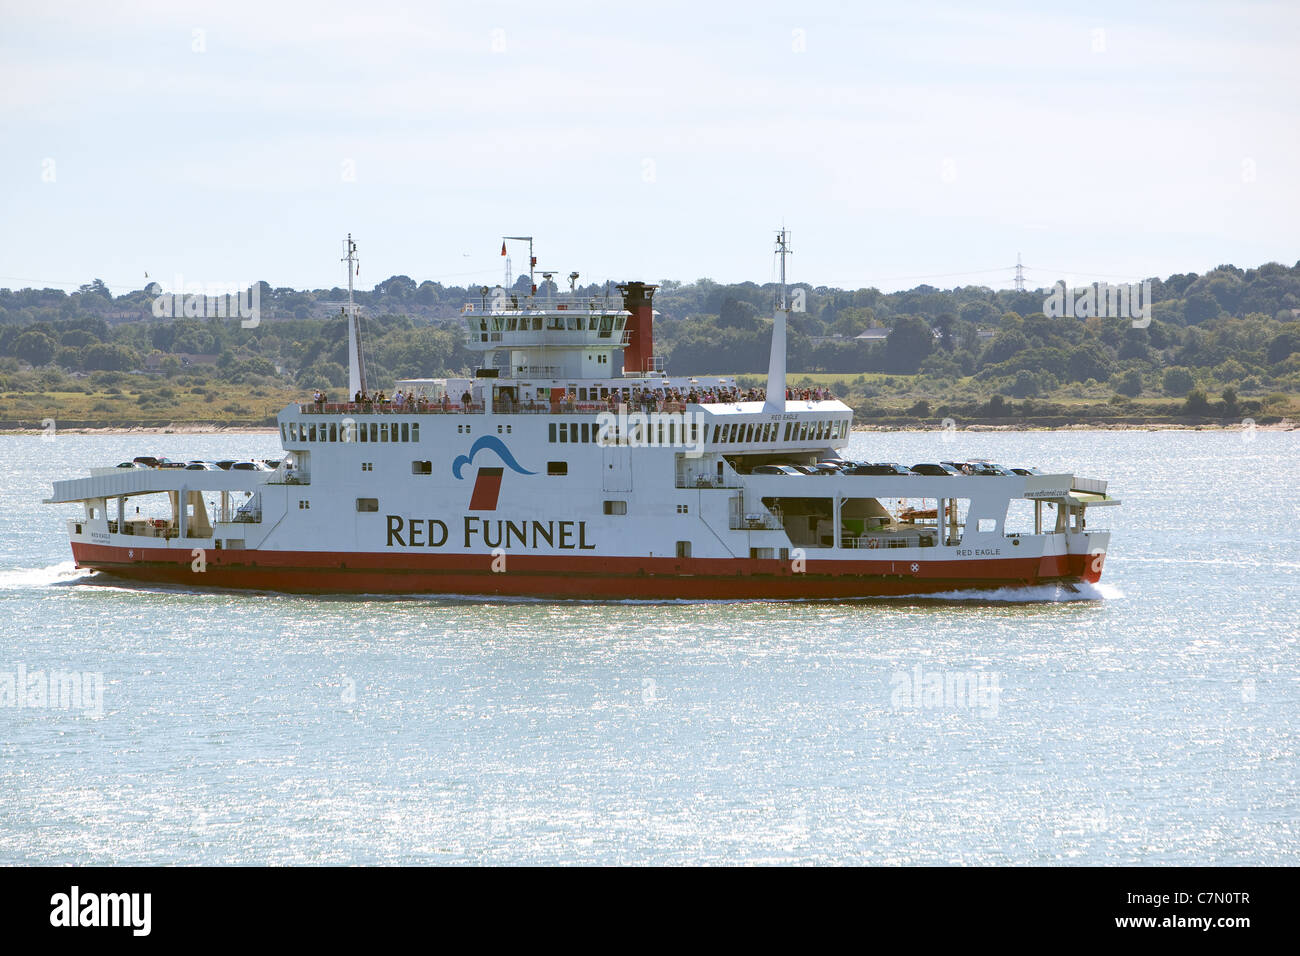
xmin=461 ymin=293 xmax=629 ymax=313
xmin=105 ymin=519 xmax=175 ymax=538
xmin=730 ymin=510 xmax=784 ymax=531
xmin=298 ymin=400 xmax=691 ymax=417
xmin=676 ymin=472 xmax=743 ymax=490
xmin=297 ymin=402 xmax=486 ymax=415
xmin=841 ymin=532 xmax=939 ymax=550
xmin=266 ymin=469 xmax=309 ymax=485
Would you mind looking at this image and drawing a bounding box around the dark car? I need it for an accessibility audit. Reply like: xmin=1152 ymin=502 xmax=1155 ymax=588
xmin=911 ymin=462 xmax=963 ymax=476
xmin=846 ymin=462 xmax=914 ymax=476
xmin=157 ymin=459 xmax=186 ymax=469
xmin=943 ymin=460 xmax=1013 ymax=476
xmin=132 ymin=455 xmax=162 ymax=468
xmin=752 ymin=464 xmax=800 ymax=476
xmin=214 ymin=460 xmax=237 ymax=471
xmin=1010 ymin=466 xmax=1042 ymax=476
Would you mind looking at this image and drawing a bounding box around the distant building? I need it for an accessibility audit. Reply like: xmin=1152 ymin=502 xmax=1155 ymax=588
xmin=854 ymin=328 xmax=890 ymax=342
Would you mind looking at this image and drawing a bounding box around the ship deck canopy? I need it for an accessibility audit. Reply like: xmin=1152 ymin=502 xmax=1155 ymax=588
xmin=1065 ymin=491 xmax=1121 ymax=507
xmin=44 ymin=468 xmax=273 ymax=504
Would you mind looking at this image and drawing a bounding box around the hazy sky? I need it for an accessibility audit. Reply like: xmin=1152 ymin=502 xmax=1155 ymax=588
xmin=1 ymin=0 xmax=1296 ymax=296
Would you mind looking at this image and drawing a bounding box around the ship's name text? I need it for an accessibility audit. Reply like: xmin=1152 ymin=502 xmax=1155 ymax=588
xmin=386 ymin=515 xmax=596 ymax=550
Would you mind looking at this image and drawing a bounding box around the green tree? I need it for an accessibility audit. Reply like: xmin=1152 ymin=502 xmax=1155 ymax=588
xmin=883 ymin=316 xmax=933 ymax=373
xmin=1114 ymin=368 xmax=1143 ymax=397
xmin=83 ymin=343 xmax=139 ymax=371
xmin=1066 ymin=344 xmax=1115 ymax=383
xmin=1162 ymin=367 xmax=1195 ymax=396
xmin=14 ymin=330 xmax=56 ymax=365
xmin=1009 ymin=369 xmax=1040 ymax=398
xmin=1183 ymin=388 xmax=1211 ymax=415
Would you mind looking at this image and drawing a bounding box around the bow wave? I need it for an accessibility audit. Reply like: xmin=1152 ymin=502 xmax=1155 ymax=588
xmin=452 ymin=435 xmax=537 ymax=479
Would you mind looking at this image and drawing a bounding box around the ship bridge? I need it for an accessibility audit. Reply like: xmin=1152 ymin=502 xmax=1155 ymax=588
xmin=462 ymin=281 xmax=660 ymax=380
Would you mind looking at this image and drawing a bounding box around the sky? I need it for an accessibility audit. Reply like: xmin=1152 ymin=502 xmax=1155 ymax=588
xmin=1 ymin=0 xmax=1297 ymax=296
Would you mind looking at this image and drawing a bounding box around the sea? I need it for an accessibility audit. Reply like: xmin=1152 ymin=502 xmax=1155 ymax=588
xmin=0 ymin=429 xmax=1295 ymax=865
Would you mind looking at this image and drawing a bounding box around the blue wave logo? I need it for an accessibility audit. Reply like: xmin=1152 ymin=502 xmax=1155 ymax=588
xmin=452 ymin=435 xmax=537 ymax=480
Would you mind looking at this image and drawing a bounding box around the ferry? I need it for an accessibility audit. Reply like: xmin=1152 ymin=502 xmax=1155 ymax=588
xmin=46 ymin=232 xmax=1119 ymax=598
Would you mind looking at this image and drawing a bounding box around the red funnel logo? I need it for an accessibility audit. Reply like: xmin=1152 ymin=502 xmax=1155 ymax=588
xmin=469 ymin=466 xmax=504 ymax=510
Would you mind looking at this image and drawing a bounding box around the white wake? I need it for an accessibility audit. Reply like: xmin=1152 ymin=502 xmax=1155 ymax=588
xmin=0 ymin=561 xmax=92 ymax=590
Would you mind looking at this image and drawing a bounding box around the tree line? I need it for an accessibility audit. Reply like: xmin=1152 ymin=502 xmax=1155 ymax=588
xmin=1 ymin=263 xmax=1297 ymax=408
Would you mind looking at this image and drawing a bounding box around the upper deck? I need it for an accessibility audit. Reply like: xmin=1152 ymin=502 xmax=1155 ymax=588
xmin=459 ymin=281 xmax=660 ymax=380
xmin=462 ymin=290 xmax=633 ymax=352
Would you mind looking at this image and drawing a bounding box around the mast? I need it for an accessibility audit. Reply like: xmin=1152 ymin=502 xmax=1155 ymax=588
xmin=503 ymin=235 xmax=536 ymax=294
xmin=343 ymin=234 xmax=368 ymax=397
xmin=763 ymin=227 xmax=790 ymax=413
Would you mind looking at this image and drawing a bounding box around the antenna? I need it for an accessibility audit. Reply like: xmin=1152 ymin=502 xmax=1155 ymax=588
xmin=342 ymin=234 xmax=368 ymax=397
xmin=763 ymin=227 xmax=791 ymax=414
xmin=1014 ymin=253 xmax=1026 ymax=292
xmin=503 ymin=236 xmax=535 ymax=293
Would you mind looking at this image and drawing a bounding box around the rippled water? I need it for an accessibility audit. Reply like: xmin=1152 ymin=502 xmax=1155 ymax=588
xmin=1 ymin=430 xmax=1295 ymax=864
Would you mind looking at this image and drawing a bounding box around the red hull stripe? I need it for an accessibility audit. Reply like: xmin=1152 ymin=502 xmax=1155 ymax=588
xmin=71 ymin=543 xmax=1103 ymax=598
